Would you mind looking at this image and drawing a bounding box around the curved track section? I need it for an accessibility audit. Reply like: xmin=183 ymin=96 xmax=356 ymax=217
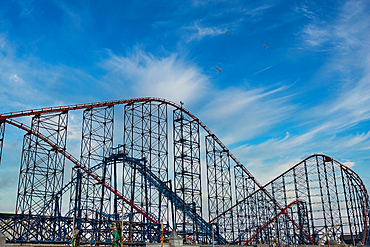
xmin=0 ymin=98 xmax=368 ymax=245
xmin=214 ymin=154 xmax=369 ymax=245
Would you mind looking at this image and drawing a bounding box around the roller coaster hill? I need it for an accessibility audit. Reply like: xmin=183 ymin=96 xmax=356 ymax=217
xmin=0 ymin=97 xmax=369 ymax=246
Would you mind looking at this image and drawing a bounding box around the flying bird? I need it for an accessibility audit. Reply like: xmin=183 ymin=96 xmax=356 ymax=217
xmin=215 ymin=67 xmax=223 ymax=73
xmin=226 ymin=30 xmax=232 ymax=35
xmin=263 ymin=44 xmax=268 ymax=49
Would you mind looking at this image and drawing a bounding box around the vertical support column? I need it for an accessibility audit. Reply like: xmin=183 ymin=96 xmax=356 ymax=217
xmin=346 ymin=173 xmax=361 ymax=243
xmin=323 ymin=158 xmax=336 ymax=228
xmin=123 ymin=102 xmax=140 ymax=227
xmin=234 ymin=166 xmax=248 ymax=243
xmin=143 ymin=102 xmax=168 ymax=226
xmin=0 ymin=119 xmax=5 ymax=166
xmin=206 ymin=135 xmax=234 ymax=241
xmin=173 ymin=108 xmax=202 ymax=242
xmin=270 ymin=182 xmax=281 ymax=245
xmin=316 ymin=156 xmax=329 ymax=235
xmin=330 ymin=159 xmax=344 ymax=237
xmin=256 ymin=190 xmax=273 ymax=243
xmin=16 ymin=111 xmax=68 ymax=216
xmin=70 ymin=105 xmax=113 ymax=243
xmin=292 ymin=201 xmax=310 ymax=244
xmin=123 ymin=102 xmax=168 ymax=237
xmin=73 ymin=106 xmax=114 ymax=221
xmin=304 ymin=160 xmax=315 ymax=237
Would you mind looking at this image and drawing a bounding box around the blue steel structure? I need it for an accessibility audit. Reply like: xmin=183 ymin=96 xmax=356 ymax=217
xmin=109 ymin=145 xmax=227 ymax=244
xmin=0 ymin=97 xmax=369 ymax=246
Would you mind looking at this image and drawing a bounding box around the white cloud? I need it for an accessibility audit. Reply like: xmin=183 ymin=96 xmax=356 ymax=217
xmin=184 ymin=21 xmax=227 ymax=42
xmin=191 ymin=0 xmax=228 ymax=7
xmin=199 ymin=85 xmax=296 ymax=145
xmin=252 ymin=64 xmax=276 ymax=75
xmin=293 ymin=0 xmax=370 ymax=133
xmin=342 ymin=161 xmax=355 ymax=168
xmin=294 ymin=4 xmax=318 ymax=20
xmin=299 ymin=0 xmax=370 ymax=52
xmin=301 ymin=23 xmax=330 ymax=47
xmin=101 ymin=49 xmax=210 ymax=104
xmin=15 ymin=0 xmax=35 ymax=16
xmin=230 ymin=123 xmax=368 ymax=184
xmin=0 ymin=33 xmax=103 ymax=112
xmin=51 ymin=0 xmax=87 ymax=34
xmin=330 ymin=131 xmax=370 ymax=151
xmin=243 ymin=4 xmax=274 ymax=17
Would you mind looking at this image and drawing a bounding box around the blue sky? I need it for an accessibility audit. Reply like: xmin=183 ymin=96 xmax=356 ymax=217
xmin=1 ymin=0 xmax=370 ymax=212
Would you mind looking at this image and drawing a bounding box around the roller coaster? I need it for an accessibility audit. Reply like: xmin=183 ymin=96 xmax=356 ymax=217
xmin=0 ymin=97 xmax=369 ymax=245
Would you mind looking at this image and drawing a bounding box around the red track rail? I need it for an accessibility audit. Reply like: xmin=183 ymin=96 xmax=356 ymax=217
xmin=234 ymin=165 xmax=317 ymax=244
xmin=0 ymin=97 xmax=239 ymax=170
xmin=243 ymin=200 xmax=305 ymax=245
xmin=5 ymin=118 xmax=158 ymax=225
xmin=211 ymin=154 xmax=368 ymax=245
xmin=0 ymin=98 xmax=328 ymax=244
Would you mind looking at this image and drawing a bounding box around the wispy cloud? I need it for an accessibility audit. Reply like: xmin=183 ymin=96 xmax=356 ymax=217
xmin=15 ymin=0 xmax=35 ymax=16
xmin=299 ymin=0 xmax=370 ymax=51
xmin=301 ymin=23 xmax=330 ymax=47
xmin=243 ymin=4 xmax=274 ymax=17
xmin=200 ymin=85 xmax=295 ymax=145
xmin=183 ymin=21 xmax=228 ymax=42
xmin=252 ymin=64 xmax=276 ymax=75
xmin=231 ymin=121 xmax=370 ymax=184
xmin=233 ymin=0 xmax=370 ymax=184
xmin=101 ymin=49 xmax=210 ymax=104
xmin=294 ymin=2 xmax=320 ymax=20
xmin=342 ymin=161 xmax=355 ymax=168
xmin=0 ymin=33 xmax=101 ymax=111
xmin=191 ymin=0 xmax=228 ymax=7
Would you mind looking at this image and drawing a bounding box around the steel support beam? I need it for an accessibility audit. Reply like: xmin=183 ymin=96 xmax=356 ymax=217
xmin=0 ymin=119 xmax=4 ymax=165
xmin=16 ymin=111 xmax=68 ymax=216
xmin=206 ymin=135 xmax=234 ymax=242
xmin=123 ymin=101 xmax=168 ymax=242
xmin=173 ymin=108 xmax=202 ymax=242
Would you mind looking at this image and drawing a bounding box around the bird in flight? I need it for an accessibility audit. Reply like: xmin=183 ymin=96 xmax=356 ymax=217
xmin=215 ymin=67 xmax=223 ymax=73
xmin=226 ymin=30 xmax=232 ymax=35
xmin=263 ymin=44 xmax=268 ymax=49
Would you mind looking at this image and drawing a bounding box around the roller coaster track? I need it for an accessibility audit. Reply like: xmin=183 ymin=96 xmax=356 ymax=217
xmin=5 ymin=118 xmax=158 ymax=225
xmin=1 ymin=98 xmax=315 ymax=244
xmin=106 ymin=150 xmax=228 ymax=244
xmin=210 ymin=154 xmax=369 ymax=245
xmin=243 ymin=199 xmax=305 ymax=245
xmin=1 ymin=97 xmax=368 ymax=245
xmin=30 ymin=143 xmax=228 ymax=244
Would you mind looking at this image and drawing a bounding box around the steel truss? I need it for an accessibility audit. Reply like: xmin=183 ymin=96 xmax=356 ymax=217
xmin=123 ymin=102 xmax=168 ymax=229
xmin=206 ymin=135 xmax=234 ymax=242
xmin=0 ymin=213 xmax=160 ymax=245
xmin=0 ymin=98 xmax=368 ymax=246
xmin=0 ymin=119 xmax=4 ymax=165
xmin=233 ymin=163 xmax=259 ymax=244
xmin=16 ymin=111 xmax=68 ymax=216
xmin=173 ymin=108 xmax=202 ymax=243
xmin=218 ymin=155 xmax=369 ymax=245
xmin=69 ymin=105 xmax=114 ymax=242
